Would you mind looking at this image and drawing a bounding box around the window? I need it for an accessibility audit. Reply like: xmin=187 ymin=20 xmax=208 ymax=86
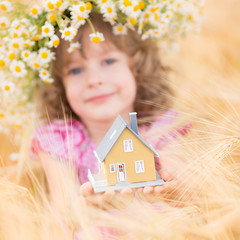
xmin=109 ymin=164 xmax=115 ymax=173
xmin=135 ymin=160 xmax=145 ymax=173
xmin=123 ymin=139 xmax=133 ymax=152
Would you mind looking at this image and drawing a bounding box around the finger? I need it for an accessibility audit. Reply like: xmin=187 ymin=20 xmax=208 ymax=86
xmin=120 ymin=187 xmax=133 ymax=196
xmin=143 ymin=186 xmax=153 ymax=194
xmin=154 ymin=185 xmax=164 ymax=193
xmin=80 ymin=182 xmax=94 ymax=196
xmin=160 ymin=170 xmax=172 ymax=182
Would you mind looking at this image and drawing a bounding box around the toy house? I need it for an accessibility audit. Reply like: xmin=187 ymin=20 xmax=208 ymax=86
xmin=88 ymin=112 xmax=165 ymax=192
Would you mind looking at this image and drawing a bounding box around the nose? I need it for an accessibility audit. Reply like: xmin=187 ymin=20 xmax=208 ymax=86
xmin=85 ymin=67 xmax=103 ymax=88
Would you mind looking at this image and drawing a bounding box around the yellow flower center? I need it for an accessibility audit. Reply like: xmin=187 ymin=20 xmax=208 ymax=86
xmin=42 ymin=71 xmax=47 ymax=76
xmin=13 ymin=43 xmax=19 ymax=49
xmin=44 ymin=28 xmax=50 ymax=33
xmin=22 ymin=32 xmax=27 ymax=37
xmin=0 ymin=22 xmax=6 ymax=28
xmin=56 ymin=1 xmax=62 ymax=8
xmin=9 ymin=53 xmax=15 ymax=60
xmin=48 ymin=2 xmax=54 ymax=10
xmin=10 ymin=109 xmax=14 ymax=115
xmin=165 ymin=14 xmax=170 ymax=18
xmin=31 ymin=8 xmax=38 ymax=15
xmin=44 ymin=80 xmax=52 ymax=84
xmin=117 ymin=26 xmax=123 ymax=32
xmin=15 ymin=66 xmax=21 ymax=73
xmin=0 ymin=59 xmax=5 ymax=67
xmin=13 ymin=33 xmax=18 ymax=38
xmin=33 ymin=36 xmax=40 ymax=41
xmin=24 ymin=43 xmax=31 ymax=47
xmin=107 ymin=7 xmax=112 ymax=13
xmin=49 ymin=13 xmax=57 ymax=22
xmin=130 ymin=18 xmax=137 ymax=25
xmin=177 ymin=3 xmax=181 ymax=8
xmin=24 ymin=52 xmax=29 ymax=58
xmin=144 ymin=13 xmax=150 ymax=18
xmin=4 ymin=85 xmax=10 ymax=91
xmin=0 ymin=4 xmax=7 ymax=11
xmin=123 ymin=0 xmax=132 ymax=7
xmin=79 ymin=6 xmax=85 ymax=12
xmin=0 ymin=113 xmax=4 ymax=118
xmin=41 ymin=52 xmax=48 ymax=59
xmin=134 ymin=5 xmax=140 ymax=11
xmin=15 ymin=124 xmax=22 ymax=129
xmin=92 ymin=36 xmax=101 ymax=43
xmin=86 ymin=2 xmax=92 ymax=10
xmin=34 ymin=63 xmax=40 ymax=68
xmin=77 ymin=15 xmax=85 ymax=21
xmin=139 ymin=1 xmax=145 ymax=9
xmin=64 ymin=30 xmax=71 ymax=36
xmin=151 ymin=7 xmax=160 ymax=13
xmin=155 ymin=13 xmax=159 ymax=20
xmin=102 ymin=0 xmax=107 ymax=3
xmin=53 ymin=39 xmax=60 ymax=46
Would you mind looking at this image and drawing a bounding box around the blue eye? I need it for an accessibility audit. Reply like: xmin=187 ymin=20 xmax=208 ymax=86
xmin=69 ymin=68 xmax=82 ymax=75
xmin=103 ymin=59 xmax=116 ymax=65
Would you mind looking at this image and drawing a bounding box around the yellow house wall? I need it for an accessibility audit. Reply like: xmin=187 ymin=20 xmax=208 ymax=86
xmin=103 ymin=128 xmax=156 ymax=185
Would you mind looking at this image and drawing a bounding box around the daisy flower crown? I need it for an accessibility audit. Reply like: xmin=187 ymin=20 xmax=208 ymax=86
xmin=0 ymin=0 xmax=204 ymax=137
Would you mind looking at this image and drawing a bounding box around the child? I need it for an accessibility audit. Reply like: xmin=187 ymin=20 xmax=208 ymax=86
xmin=0 ymin=0 xmax=202 ymax=237
xmin=32 ymin=12 xmax=191 ymax=212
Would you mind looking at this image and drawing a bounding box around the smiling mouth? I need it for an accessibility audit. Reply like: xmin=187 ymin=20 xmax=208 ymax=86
xmin=86 ymin=92 xmax=116 ymax=103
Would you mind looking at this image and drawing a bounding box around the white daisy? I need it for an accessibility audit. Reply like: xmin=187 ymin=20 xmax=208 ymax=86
xmin=38 ymin=47 xmax=55 ymax=64
xmin=0 ymin=16 xmax=9 ymax=28
xmin=113 ymin=24 xmax=128 ymax=35
xmin=21 ymin=50 xmax=31 ymax=62
xmin=43 ymin=0 xmax=57 ymax=12
xmin=101 ymin=1 xmax=117 ymax=20
xmin=1 ymin=80 xmax=15 ymax=94
xmin=47 ymin=35 xmax=60 ymax=48
xmin=10 ymin=60 xmax=27 ymax=78
xmin=89 ymin=32 xmax=105 ymax=43
xmin=9 ymin=39 xmax=23 ymax=51
xmin=41 ymin=21 xmax=55 ymax=37
xmin=29 ymin=5 xmax=42 ymax=18
xmin=39 ymin=68 xmax=50 ymax=80
xmin=23 ymin=39 xmax=35 ymax=48
xmin=60 ymin=27 xmax=77 ymax=41
xmin=0 ymin=1 xmax=13 ymax=12
xmin=67 ymin=42 xmax=81 ymax=53
xmin=28 ymin=52 xmax=42 ymax=70
xmin=70 ymin=10 xmax=87 ymax=28
xmin=0 ymin=54 xmax=8 ymax=68
xmin=41 ymin=77 xmax=54 ymax=84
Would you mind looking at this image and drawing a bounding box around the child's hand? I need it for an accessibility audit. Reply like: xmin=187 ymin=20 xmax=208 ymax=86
xmin=79 ymin=182 xmax=135 ymax=210
xmin=137 ymin=168 xmax=194 ymax=206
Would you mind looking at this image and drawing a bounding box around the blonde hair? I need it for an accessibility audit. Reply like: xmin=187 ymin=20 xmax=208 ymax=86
xmin=38 ymin=13 xmax=172 ymax=123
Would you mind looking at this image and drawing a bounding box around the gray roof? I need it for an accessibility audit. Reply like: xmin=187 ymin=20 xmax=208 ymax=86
xmin=94 ymin=114 xmax=159 ymax=163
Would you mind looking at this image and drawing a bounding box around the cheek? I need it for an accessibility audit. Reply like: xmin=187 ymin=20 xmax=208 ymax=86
xmin=64 ymin=83 xmax=82 ymax=108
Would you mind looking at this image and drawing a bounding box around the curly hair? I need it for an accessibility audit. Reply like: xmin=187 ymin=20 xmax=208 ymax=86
xmin=37 ymin=13 xmax=172 ymax=124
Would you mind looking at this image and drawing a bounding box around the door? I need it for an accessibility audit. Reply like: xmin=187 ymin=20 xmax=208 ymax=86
xmin=117 ymin=163 xmax=126 ymax=182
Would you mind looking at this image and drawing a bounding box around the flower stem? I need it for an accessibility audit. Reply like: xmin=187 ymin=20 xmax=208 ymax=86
xmin=86 ymin=19 xmax=96 ymax=33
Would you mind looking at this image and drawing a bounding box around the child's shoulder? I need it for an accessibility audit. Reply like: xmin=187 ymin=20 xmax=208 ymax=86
xmin=139 ymin=109 xmax=191 ymax=150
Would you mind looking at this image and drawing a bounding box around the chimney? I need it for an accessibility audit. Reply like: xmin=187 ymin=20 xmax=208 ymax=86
xmin=129 ymin=112 xmax=138 ymax=134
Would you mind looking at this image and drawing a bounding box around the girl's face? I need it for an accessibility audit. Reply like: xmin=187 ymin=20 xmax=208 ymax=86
xmin=62 ymin=39 xmax=137 ymax=124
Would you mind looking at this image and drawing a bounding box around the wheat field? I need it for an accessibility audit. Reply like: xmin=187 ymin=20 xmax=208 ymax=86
xmin=0 ymin=0 xmax=240 ymax=239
